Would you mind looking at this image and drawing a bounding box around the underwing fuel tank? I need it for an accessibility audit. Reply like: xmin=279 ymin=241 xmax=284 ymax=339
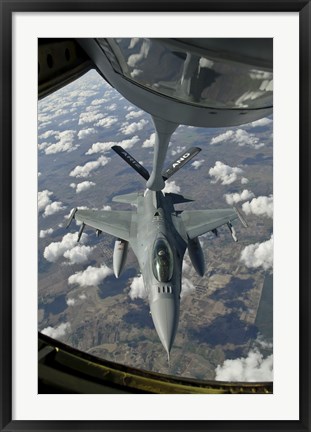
xmin=187 ymin=237 xmax=205 ymax=277
xmin=113 ymin=239 xmax=129 ymax=278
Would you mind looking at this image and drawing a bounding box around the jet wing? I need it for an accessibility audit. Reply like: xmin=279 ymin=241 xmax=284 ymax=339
xmin=181 ymin=208 xmax=238 ymax=239
xmin=75 ymin=209 xmax=133 ymax=241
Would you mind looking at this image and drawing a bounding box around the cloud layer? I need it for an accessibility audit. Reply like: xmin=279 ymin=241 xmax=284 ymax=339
xmin=163 ymin=181 xmax=181 ymax=194
xmin=211 ymin=129 xmax=265 ymax=149
xmin=209 ymin=161 xmax=244 ymax=185
xmin=242 ymin=195 xmax=273 ymax=219
xmin=43 ymin=232 xmax=93 ymax=265
xmin=71 ymin=181 xmax=96 ymax=193
xmin=68 ymin=264 xmax=113 ymax=287
xmin=128 ymin=275 xmax=147 ymax=300
xmin=44 ymin=130 xmax=79 ymax=155
xmin=41 ymin=322 xmax=70 ymax=339
xmin=240 ymin=235 xmax=273 ymax=270
xmin=69 ymin=155 xmax=110 ymax=178
xmin=119 ymin=119 xmax=148 ymax=135
xmin=86 ymin=136 xmax=140 ymax=155
xmin=224 ymin=189 xmax=255 ymax=205
xmin=38 ymin=190 xmax=66 ymax=217
xmin=215 ymin=349 xmax=273 ymax=382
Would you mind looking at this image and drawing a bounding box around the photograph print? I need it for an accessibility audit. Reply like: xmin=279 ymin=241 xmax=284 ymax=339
xmin=37 ymin=38 xmax=273 ymax=393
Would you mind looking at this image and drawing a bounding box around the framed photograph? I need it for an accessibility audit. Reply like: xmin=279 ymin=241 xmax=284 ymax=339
xmin=1 ymin=1 xmax=310 ymax=431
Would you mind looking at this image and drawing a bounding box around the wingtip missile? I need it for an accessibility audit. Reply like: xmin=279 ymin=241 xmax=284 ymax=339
xmin=233 ymin=205 xmax=248 ymax=228
xmin=66 ymin=207 xmax=77 ymax=228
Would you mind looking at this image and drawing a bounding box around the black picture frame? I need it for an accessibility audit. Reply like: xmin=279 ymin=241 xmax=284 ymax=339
xmin=1 ymin=1 xmax=310 ymax=431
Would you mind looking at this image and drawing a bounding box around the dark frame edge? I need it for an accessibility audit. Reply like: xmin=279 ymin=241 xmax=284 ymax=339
xmin=1 ymin=1 xmax=310 ymax=431
xmin=1 ymin=1 xmax=13 ymax=432
xmin=299 ymin=2 xmax=311 ymax=432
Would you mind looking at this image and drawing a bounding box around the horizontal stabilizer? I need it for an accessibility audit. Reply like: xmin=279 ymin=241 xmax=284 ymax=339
xmin=162 ymin=147 xmax=201 ymax=180
xmin=112 ymin=192 xmax=141 ymax=205
xmin=112 ymin=145 xmax=150 ymax=181
xmin=165 ymin=192 xmax=194 ymax=204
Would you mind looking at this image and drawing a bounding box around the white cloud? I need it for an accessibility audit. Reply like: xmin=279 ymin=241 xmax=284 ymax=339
xmin=234 ymin=129 xmax=265 ymax=148
xmin=191 ymin=159 xmax=205 ymax=170
xmin=240 ymin=235 xmax=273 ymax=270
xmin=78 ymin=128 xmax=96 ymax=139
xmin=95 ymin=116 xmax=118 ymax=128
xmin=143 ymin=133 xmax=156 ymax=148
xmin=44 ymin=232 xmax=88 ymax=262
xmin=210 ymin=130 xmax=234 ymax=145
xmin=171 ymin=145 xmax=186 ymax=156
xmin=66 ymin=298 xmax=75 ymax=306
xmin=39 ymin=228 xmax=54 ymax=238
xmin=102 ymin=205 xmax=112 ymax=211
xmin=39 ymin=129 xmax=58 ymax=140
xmin=215 ymin=349 xmax=273 ymax=382
xmin=181 ymin=277 xmax=196 ymax=299
xmin=107 ymin=103 xmax=117 ymax=111
xmin=44 ymin=130 xmax=79 ymax=155
xmin=78 ymin=293 xmax=87 ymax=300
xmin=119 ymin=119 xmax=148 ymax=135
xmin=38 ymin=142 xmax=51 ymax=151
xmin=41 ymin=322 xmax=70 ymax=339
xmin=38 ymin=190 xmax=53 ymax=211
xmin=69 ymin=155 xmax=110 ymax=178
xmin=210 ymin=129 xmax=265 ymax=149
xmin=224 ymin=189 xmax=255 ymax=205
xmin=242 ymin=195 xmax=273 ymax=219
xmin=63 ymin=245 xmax=94 ymax=265
xmin=86 ymin=136 xmax=139 ymax=155
xmin=43 ymin=201 xmax=66 ymax=218
xmin=256 ymin=334 xmax=273 ymax=350
xmin=209 ymin=161 xmax=244 ymax=185
xmin=75 ymin=181 xmax=96 ymax=194
xmin=129 ymin=275 xmax=147 ymax=300
xmin=79 ymin=111 xmax=104 ymax=125
xmin=241 ymin=177 xmax=249 ymax=185
xmin=68 ymin=264 xmax=113 ymax=287
xmin=125 ymin=110 xmax=144 ymax=120
xmin=91 ymin=98 xmax=109 ymax=106
xmin=163 ymin=181 xmax=181 ymax=194
xmin=249 ymin=117 xmax=273 ymax=128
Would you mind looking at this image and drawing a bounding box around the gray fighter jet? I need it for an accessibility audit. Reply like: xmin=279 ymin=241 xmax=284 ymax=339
xmin=67 ymin=146 xmax=248 ymax=359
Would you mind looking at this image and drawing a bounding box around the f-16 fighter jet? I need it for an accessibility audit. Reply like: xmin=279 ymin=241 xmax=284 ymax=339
xmin=67 ymin=146 xmax=247 ymax=359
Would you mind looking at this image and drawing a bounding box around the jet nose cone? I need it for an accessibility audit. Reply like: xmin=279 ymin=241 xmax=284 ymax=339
xmin=150 ymin=297 xmax=179 ymax=355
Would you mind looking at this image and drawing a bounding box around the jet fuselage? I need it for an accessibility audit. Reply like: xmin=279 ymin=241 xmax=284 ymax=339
xmin=130 ymin=189 xmax=187 ymax=356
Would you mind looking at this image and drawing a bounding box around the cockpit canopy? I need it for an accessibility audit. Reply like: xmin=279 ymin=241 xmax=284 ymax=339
xmin=152 ymin=237 xmax=174 ymax=282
